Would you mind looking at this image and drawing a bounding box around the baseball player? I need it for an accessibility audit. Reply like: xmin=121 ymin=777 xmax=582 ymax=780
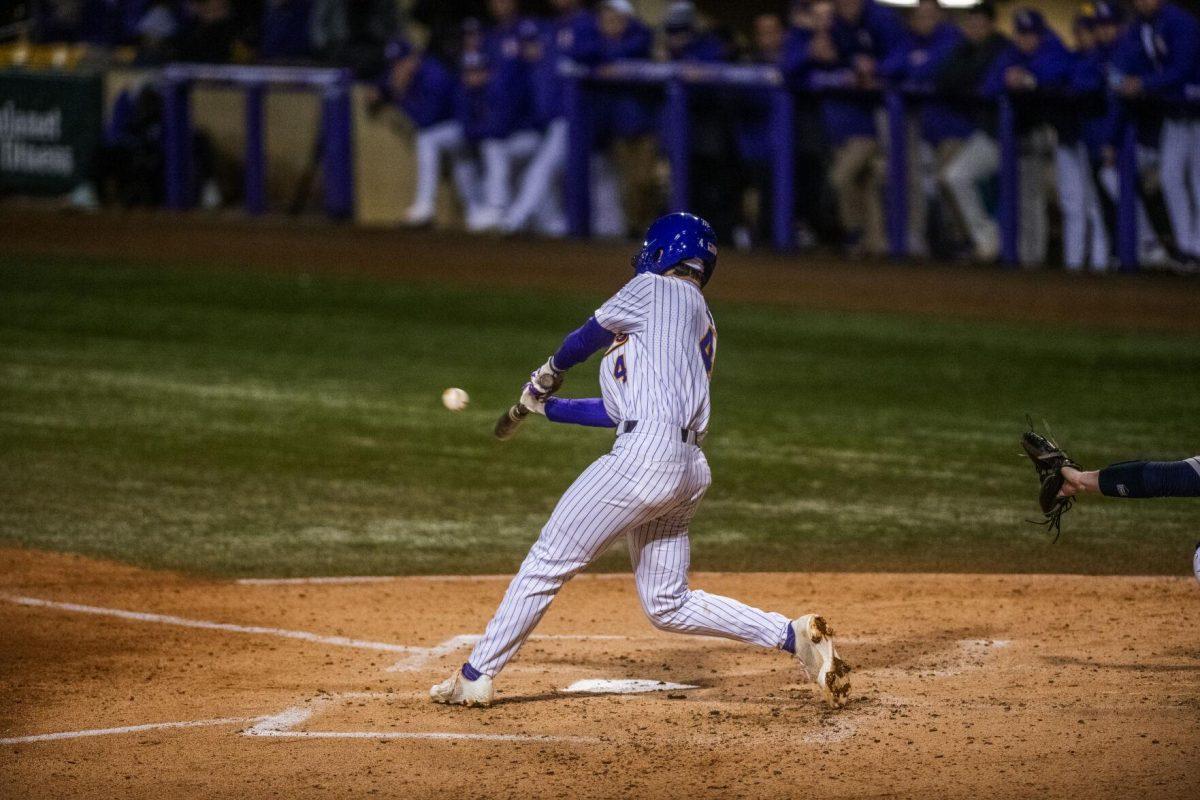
xmin=980 ymin=8 xmax=1074 ymax=268
xmin=430 ymin=213 xmax=852 ymax=708
xmin=1091 ymin=2 xmax=1172 ymax=267
xmin=1054 ymin=15 xmax=1112 ymax=272
xmin=473 ymin=0 xmax=539 ymax=232
xmin=812 ymin=0 xmax=906 ymax=258
xmin=1022 ymin=428 xmax=1199 ymax=543
xmin=377 ymin=38 xmax=482 ymax=228
xmin=500 ymin=1 xmax=601 ymax=236
xmin=1113 ymin=0 xmax=1200 ymax=262
xmin=878 ymin=0 xmax=971 ymax=258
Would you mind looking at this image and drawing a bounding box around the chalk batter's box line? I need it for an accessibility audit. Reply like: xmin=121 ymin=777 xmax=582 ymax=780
xmin=0 ymin=593 xmax=1008 ymax=748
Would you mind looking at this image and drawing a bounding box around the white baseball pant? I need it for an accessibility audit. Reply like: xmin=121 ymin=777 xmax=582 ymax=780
xmin=942 ymin=131 xmax=1000 ymax=260
xmin=408 ymin=120 xmax=482 ymax=224
xmin=479 ymin=129 xmax=542 ymax=227
xmin=1054 ymin=141 xmax=1110 ymax=271
xmin=503 ymin=118 xmax=569 ymax=236
xmin=1160 ymin=118 xmax=1200 ymax=258
xmin=467 ymin=425 xmax=791 ymax=678
xmin=1099 ymin=145 xmax=1165 ymax=262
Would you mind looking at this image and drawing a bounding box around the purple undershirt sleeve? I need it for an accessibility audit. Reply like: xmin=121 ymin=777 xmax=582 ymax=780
xmin=544 ymin=397 xmax=616 ymax=428
xmin=552 ymin=316 xmax=615 ymax=371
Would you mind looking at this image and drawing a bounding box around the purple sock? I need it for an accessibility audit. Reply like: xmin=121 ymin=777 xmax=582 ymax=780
xmin=781 ymin=623 xmax=796 ymax=655
xmin=461 ymin=662 xmax=483 ymax=681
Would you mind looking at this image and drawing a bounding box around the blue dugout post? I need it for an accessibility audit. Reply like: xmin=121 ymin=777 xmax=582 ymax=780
xmin=564 ymin=72 xmax=592 ymax=239
xmin=664 ymin=77 xmax=689 ymax=214
xmin=997 ymin=94 xmax=1019 ymax=267
xmin=885 ymin=90 xmax=908 ymax=259
xmin=769 ymin=87 xmax=795 ymax=252
xmin=244 ymin=84 xmax=266 ymax=216
xmin=162 ymin=75 xmax=193 ymax=210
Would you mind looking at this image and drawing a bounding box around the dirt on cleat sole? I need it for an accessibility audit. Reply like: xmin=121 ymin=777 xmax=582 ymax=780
xmin=824 ymin=656 xmax=852 ymax=708
xmin=808 ymin=615 xmax=835 ymax=642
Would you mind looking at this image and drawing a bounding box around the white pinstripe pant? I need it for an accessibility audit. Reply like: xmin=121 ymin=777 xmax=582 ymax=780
xmin=469 ymin=424 xmax=791 ymax=677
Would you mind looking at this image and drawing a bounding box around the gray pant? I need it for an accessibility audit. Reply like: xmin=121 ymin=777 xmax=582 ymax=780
xmin=942 ymin=131 xmax=1000 ymax=260
xmin=942 ymin=128 xmax=1052 ymax=265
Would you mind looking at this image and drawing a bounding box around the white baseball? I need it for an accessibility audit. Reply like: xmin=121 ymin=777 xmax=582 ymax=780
xmin=442 ymin=387 xmax=469 ymax=412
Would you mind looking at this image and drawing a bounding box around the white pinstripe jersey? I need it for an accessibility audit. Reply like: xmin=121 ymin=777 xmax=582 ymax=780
xmin=594 ymin=273 xmax=716 ymax=432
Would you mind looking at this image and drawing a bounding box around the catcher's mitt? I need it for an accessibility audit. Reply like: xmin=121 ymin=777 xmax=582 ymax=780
xmin=1020 ymin=423 xmax=1080 ymax=542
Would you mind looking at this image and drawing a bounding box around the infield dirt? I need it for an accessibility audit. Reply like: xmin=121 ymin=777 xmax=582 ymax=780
xmin=2 ymin=547 xmax=1197 ymax=799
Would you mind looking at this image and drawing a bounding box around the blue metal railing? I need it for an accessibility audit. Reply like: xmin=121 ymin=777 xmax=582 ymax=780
xmin=161 ymin=63 xmax=355 ymax=219
xmin=562 ymin=59 xmax=1191 ymax=271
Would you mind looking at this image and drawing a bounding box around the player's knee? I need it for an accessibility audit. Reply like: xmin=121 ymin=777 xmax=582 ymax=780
xmin=639 ymin=591 xmax=691 ymax=632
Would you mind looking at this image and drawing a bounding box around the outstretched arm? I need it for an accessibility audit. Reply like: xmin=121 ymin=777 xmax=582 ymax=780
xmin=1061 ymin=458 xmax=1200 ymax=499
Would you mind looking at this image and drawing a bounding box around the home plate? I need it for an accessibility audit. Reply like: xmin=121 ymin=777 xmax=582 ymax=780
xmin=562 ymin=679 xmax=698 ymax=694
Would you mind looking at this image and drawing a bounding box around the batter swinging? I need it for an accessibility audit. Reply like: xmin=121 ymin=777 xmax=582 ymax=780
xmin=430 ymin=213 xmax=851 ymax=709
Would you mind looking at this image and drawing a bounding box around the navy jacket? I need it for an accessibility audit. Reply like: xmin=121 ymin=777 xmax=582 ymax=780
xmin=879 ymin=21 xmax=974 ymax=145
xmin=387 ymin=54 xmax=458 ymax=130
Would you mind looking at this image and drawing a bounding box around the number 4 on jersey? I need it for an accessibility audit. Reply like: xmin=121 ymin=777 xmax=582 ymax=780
xmin=613 ymin=354 xmax=628 ymax=383
xmin=699 ymin=326 xmax=716 ymax=377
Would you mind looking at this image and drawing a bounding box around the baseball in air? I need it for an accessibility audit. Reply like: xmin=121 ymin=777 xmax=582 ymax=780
xmin=442 ymin=387 xmax=469 ymax=412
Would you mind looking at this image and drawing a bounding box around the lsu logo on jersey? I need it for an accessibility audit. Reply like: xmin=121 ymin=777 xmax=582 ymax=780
xmin=605 ymin=333 xmax=629 ymax=355
xmin=699 ymin=325 xmax=716 ymax=378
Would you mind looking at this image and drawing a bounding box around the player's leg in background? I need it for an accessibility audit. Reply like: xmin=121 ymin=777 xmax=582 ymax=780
xmin=590 ymin=151 xmax=628 ymax=239
xmin=503 ymin=118 xmax=567 ymax=235
xmin=477 ymin=137 xmax=512 ymax=231
xmin=407 ymin=121 xmax=458 ymax=225
xmin=1080 ymin=142 xmax=1111 ymax=272
xmin=932 ymin=137 xmax=968 ymax=254
xmin=626 ymin=453 xmax=790 ymax=650
xmin=830 ymin=136 xmax=882 ymax=256
xmin=1017 ymin=129 xmax=1051 ymax=267
xmin=906 ymin=119 xmax=931 ymax=259
xmin=449 ymin=138 xmax=485 ymax=230
xmin=467 ymin=452 xmax=688 ymax=678
xmin=941 ymin=130 xmax=1000 ymax=261
xmin=1054 ymin=141 xmax=1087 ymax=271
xmin=1159 ymin=119 xmax=1196 ymax=258
xmin=1099 ymin=154 xmax=1164 ymax=263
xmin=1188 ymin=119 xmax=1200 ymax=258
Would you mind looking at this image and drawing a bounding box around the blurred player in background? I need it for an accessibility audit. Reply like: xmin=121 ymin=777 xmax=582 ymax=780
xmin=377 ymin=38 xmax=483 ymax=228
xmin=879 ymin=0 xmax=969 ymax=258
xmin=1054 ymin=13 xmax=1111 ymax=272
xmin=1114 ymin=0 xmax=1200 ymax=264
xmin=596 ymin=0 xmax=655 ymax=238
xmin=663 ymin=2 xmax=736 ymax=241
xmin=1091 ymin=1 xmax=1171 ymax=266
xmin=937 ymin=1 xmax=1009 ymax=262
xmin=472 ymin=0 xmax=538 ymax=232
xmin=500 ymin=0 xmax=600 ymax=236
xmin=980 ymin=8 xmax=1072 ymax=267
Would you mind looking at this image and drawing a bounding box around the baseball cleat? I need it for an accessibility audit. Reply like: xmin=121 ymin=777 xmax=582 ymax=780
xmin=791 ymin=614 xmax=851 ymax=708
xmin=429 ymin=665 xmax=494 ymax=707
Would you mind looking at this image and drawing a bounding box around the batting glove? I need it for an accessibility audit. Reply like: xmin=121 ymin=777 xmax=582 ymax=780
xmin=528 ymin=358 xmax=564 ymax=400
xmin=520 ymin=383 xmax=546 ymax=415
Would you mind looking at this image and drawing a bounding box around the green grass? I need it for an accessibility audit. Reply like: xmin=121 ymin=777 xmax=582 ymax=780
xmin=1 ymin=256 xmax=1197 ymax=577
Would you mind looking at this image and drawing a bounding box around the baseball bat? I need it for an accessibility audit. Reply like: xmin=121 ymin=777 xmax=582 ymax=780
xmin=493 ymin=403 xmax=531 ymax=440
